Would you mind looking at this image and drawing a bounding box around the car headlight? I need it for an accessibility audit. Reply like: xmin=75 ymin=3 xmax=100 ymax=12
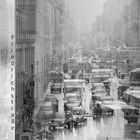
xmin=61 ymin=121 xmax=65 ymax=124
xmin=64 ymin=101 xmax=68 ymax=103
xmin=66 ymin=112 xmax=70 ymax=115
xmin=73 ymin=116 xmax=76 ymax=120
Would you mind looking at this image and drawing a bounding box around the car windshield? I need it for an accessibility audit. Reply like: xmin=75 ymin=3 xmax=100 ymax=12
xmin=95 ymin=89 xmax=106 ymax=93
xmin=40 ymin=105 xmax=53 ymax=111
xmin=65 ymin=87 xmax=81 ymax=93
xmin=93 ymin=84 xmax=106 ymax=91
xmin=68 ymin=99 xmax=79 ymax=103
xmin=66 ymin=94 xmax=80 ymax=100
xmin=73 ymin=110 xmax=84 ymax=115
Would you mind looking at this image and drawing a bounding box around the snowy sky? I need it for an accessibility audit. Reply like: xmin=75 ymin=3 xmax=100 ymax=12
xmin=67 ymin=0 xmax=106 ymax=33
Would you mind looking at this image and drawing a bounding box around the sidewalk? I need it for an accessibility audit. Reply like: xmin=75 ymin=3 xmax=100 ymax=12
xmin=34 ymin=81 xmax=52 ymax=121
xmin=33 ymin=81 xmax=65 ymax=131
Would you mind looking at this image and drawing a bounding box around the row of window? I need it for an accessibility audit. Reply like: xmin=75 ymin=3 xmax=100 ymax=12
xmin=123 ymin=93 xmax=140 ymax=107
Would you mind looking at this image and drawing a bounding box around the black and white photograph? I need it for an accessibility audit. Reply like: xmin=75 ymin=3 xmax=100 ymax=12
xmin=1 ymin=0 xmax=140 ymax=140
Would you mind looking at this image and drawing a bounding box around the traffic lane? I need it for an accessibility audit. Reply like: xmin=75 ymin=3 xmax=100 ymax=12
xmin=53 ymin=118 xmax=99 ymax=140
xmin=83 ymin=83 xmax=92 ymax=114
xmin=53 ymin=109 xmax=139 ymax=140
xmin=53 ymin=117 xmax=116 ymax=140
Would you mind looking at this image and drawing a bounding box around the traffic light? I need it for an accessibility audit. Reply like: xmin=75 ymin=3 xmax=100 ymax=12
xmin=63 ymin=64 xmax=68 ymax=73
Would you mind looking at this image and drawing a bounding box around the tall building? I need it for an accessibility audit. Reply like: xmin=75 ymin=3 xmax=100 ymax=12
xmin=123 ymin=0 xmax=140 ymax=47
xmin=15 ymin=0 xmax=66 ymax=135
xmin=91 ymin=0 xmax=132 ymax=49
xmin=15 ymin=0 xmax=36 ymax=133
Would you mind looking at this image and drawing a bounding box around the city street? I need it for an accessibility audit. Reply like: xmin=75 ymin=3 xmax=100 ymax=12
xmin=2 ymin=0 xmax=140 ymax=140
xmin=50 ymin=80 xmax=140 ymax=140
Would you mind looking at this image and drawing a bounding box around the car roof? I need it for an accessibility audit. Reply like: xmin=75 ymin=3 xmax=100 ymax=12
xmin=66 ymin=93 xmax=78 ymax=96
xmin=93 ymin=83 xmax=104 ymax=86
xmin=72 ymin=106 xmax=84 ymax=110
xmin=64 ymin=79 xmax=85 ymax=83
xmin=41 ymin=101 xmax=52 ymax=106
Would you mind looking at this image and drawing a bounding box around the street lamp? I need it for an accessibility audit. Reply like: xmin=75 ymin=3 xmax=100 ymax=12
xmin=23 ymin=63 xmax=35 ymax=132
xmin=22 ymin=64 xmax=52 ymax=133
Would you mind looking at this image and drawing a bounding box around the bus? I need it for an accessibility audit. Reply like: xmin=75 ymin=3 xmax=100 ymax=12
xmin=129 ymin=68 xmax=140 ymax=86
xmin=91 ymin=69 xmax=116 ymax=83
xmin=49 ymin=71 xmax=63 ymax=94
xmin=121 ymin=68 xmax=140 ymax=123
xmin=63 ymin=79 xmax=85 ymax=97
xmin=122 ymin=68 xmax=140 ymax=104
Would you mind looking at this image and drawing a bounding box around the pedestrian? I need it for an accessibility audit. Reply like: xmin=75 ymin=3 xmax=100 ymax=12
xmin=107 ymin=88 xmax=110 ymax=96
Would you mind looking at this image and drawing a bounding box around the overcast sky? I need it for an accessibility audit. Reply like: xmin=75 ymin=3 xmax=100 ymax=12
xmin=67 ymin=0 xmax=106 ymax=33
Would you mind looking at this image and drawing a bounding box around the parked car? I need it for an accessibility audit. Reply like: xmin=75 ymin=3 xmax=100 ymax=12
xmin=43 ymin=94 xmax=59 ymax=113
xmin=122 ymin=105 xmax=139 ymax=123
xmin=51 ymin=83 xmax=62 ymax=94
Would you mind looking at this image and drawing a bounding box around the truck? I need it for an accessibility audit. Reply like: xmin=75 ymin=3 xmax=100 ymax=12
xmin=122 ymin=104 xmax=139 ymax=123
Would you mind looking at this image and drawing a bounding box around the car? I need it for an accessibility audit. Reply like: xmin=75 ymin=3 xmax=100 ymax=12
xmin=65 ymin=98 xmax=82 ymax=111
xmin=71 ymin=107 xmax=87 ymax=126
xmin=91 ymin=83 xmax=107 ymax=95
xmin=64 ymin=93 xmax=81 ymax=102
xmin=64 ymin=93 xmax=82 ymax=111
xmin=51 ymin=83 xmax=62 ymax=94
xmin=48 ymin=118 xmax=67 ymax=131
xmin=43 ymin=94 xmax=59 ymax=113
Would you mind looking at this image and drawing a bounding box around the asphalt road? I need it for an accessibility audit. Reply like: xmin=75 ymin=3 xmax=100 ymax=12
xmin=52 ymin=79 xmax=140 ymax=140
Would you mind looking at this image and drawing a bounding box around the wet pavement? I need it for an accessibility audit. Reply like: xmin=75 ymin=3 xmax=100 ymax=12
xmin=51 ymin=80 xmax=140 ymax=140
xmin=53 ymin=110 xmax=140 ymax=140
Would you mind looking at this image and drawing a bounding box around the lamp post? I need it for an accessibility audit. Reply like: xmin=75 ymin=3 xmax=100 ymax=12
xmin=23 ymin=63 xmax=35 ymax=132
xmin=22 ymin=64 xmax=52 ymax=133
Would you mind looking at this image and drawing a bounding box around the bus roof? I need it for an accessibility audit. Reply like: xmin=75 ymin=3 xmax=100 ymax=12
xmin=64 ymin=79 xmax=85 ymax=83
xmin=65 ymin=93 xmax=78 ymax=97
xmin=41 ymin=101 xmax=52 ymax=106
xmin=92 ymin=69 xmax=114 ymax=72
xmin=121 ymin=104 xmax=138 ymax=110
xmin=72 ymin=106 xmax=85 ymax=110
xmin=124 ymin=90 xmax=140 ymax=99
xmin=130 ymin=68 xmax=140 ymax=73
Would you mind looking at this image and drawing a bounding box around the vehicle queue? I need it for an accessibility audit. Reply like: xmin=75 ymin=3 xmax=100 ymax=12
xmin=117 ymin=68 xmax=140 ymax=129
xmin=34 ymin=67 xmax=117 ymax=127
xmin=34 ymin=64 xmax=140 ymax=139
